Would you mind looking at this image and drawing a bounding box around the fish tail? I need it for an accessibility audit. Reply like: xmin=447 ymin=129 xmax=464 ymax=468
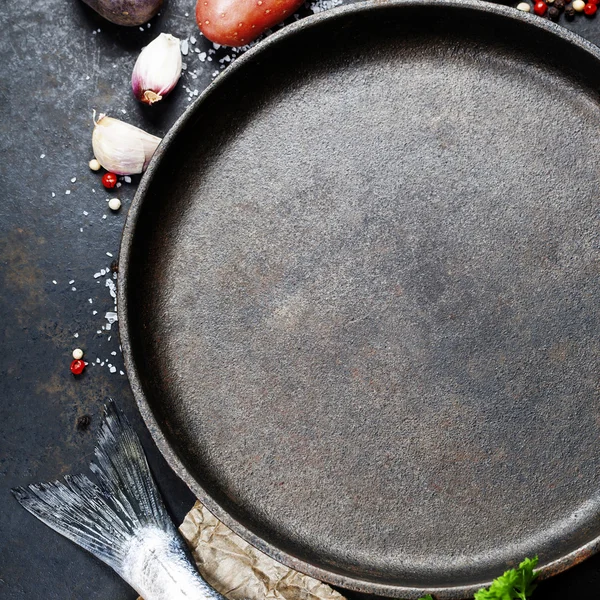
xmin=11 ymin=400 xmax=175 ymax=575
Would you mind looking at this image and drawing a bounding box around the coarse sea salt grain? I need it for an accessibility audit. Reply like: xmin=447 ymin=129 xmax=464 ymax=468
xmin=124 ymin=176 xmax=132 ymax=183
xmin=310 ymin=0 xmax=344 ymax=12
xmin=71 ymin=177 xmax=77 ymax=183
xmin=40 ymin=154 xmax=45 ymax=159
xmin=199 ymin=52 xmax=207 ymax=62
xmin=105 ymin=311 xmax=118 ymax=324
xmin=52 ymin=193 xmax=55 ymax=197
xmin=71 ymin=286 xmax=77 ymax=291
xmin=93 ymin=310 xmax=98 ymax=315
xmin=52 ymin=280 xmax=57 ymax=285
xmin=106 ymin=279 xmax=117 ymax=299
xmin=83 ymin=211 xmax=88 ymax=216
xmin=74 ymin=333 xmax=79 ymax=338
xmin=181 ymin=39 xmax=189 ymax=55
xmin=65 ymin=190 xmax=71 ymax=195
xmin=88 ymin=298 xmax=93 ymax=303
xmin=110 ymin=366 xmax=117 ymax=373
xmin=69 ymin=280 xmax=75 ymax=284
xmin=120 ymin=370 xmax=125 ymax=375
xmin=111 ymin=351 xmax=117 ymax=356
xmin=96 ymin=358 xmax=101 ymax=363
xmin=106 ymin=252 xmax=113 ymax=257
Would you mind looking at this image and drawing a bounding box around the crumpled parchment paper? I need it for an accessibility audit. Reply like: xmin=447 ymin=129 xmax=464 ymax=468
xmin=138 ymin=501 xmax=346 ymax=600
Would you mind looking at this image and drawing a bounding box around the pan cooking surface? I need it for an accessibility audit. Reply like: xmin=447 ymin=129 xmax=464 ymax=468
xmin=120 ymin=2 xmax=600 ymax=596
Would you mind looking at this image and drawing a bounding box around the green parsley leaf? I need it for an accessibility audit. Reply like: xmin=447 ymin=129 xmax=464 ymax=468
xmin=474 ymin=556 xmax=539 ymax=600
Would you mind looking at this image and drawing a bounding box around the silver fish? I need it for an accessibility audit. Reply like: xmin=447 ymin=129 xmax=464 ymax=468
xmin=12 ymin=400 xmax=227 ymax=600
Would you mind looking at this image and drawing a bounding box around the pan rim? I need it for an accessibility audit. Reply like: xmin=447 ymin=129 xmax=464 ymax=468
xmin=118 ymin=1 xmax=600 ymax=596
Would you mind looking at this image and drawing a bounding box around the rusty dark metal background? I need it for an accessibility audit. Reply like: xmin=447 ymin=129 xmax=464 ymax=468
xmin=3 ymin=0 xmax=600 ymax=598
xmin=118 ymin=2 xmax=600 ymax=598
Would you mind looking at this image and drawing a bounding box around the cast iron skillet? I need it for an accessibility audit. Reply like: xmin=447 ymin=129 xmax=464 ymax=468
xmin=119 ymin=1 xmax=600 ymax=597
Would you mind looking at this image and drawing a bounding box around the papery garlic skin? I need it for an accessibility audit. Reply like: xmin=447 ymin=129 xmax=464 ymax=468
xmin=132 ymin=33 xmax=182 ymax=105
xmin=92 ymin=114 xmax=162 ymax=175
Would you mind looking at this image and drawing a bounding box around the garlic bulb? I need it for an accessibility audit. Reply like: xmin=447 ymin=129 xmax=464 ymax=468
xmin=92 ymin=113 xmax=162 ymax=175
xmin=132 ymin=33 xmax=182 ymax=105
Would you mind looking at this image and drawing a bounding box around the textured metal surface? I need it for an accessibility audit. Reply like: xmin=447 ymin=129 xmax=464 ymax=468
xmin=119 ymin=2 xmax=600 ymax=598
xmin=0 ymin=1 xmax=202 ymax=598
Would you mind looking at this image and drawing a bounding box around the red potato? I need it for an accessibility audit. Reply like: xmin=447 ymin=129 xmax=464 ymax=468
xmin=196 ymin=0 xmax=305 ymax=46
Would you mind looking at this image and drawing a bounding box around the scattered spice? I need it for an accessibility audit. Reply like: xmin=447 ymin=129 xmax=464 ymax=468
xmin=72 ymin=348 xmax=84 ymax=360
xmin=108 ymin=198 xmax=121 ymax=211
xmin=70 ymin=359 xmax=85 ymax=375
xmin=89 ymin=158 xmax=101 ymax=171
xmin=76 ymin=415 xmax=92 ymax=431
xmin=110 ymin=260 xmax=119 ymax=273
xmin=520 ymin=0 xmax=594 ymax=19
xmin=102 ymin=172 xmax=118 ymax=189
xmin=548 ymin=5 xmax=560 ymax=18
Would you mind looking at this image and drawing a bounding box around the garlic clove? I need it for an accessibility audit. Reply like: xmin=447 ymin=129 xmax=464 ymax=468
xmin=132 ymin=33 xmax=182 ymax=106
xmin=92 ymin=113 xmax=162 ymax=176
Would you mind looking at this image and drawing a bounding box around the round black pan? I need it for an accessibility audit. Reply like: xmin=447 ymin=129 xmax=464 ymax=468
xmin=119 ymin=2 xmax=600 ymax=597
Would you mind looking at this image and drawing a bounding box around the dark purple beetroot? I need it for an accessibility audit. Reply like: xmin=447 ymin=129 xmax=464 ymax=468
xmin=81 ymin=0 xmax=163 ymax=26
